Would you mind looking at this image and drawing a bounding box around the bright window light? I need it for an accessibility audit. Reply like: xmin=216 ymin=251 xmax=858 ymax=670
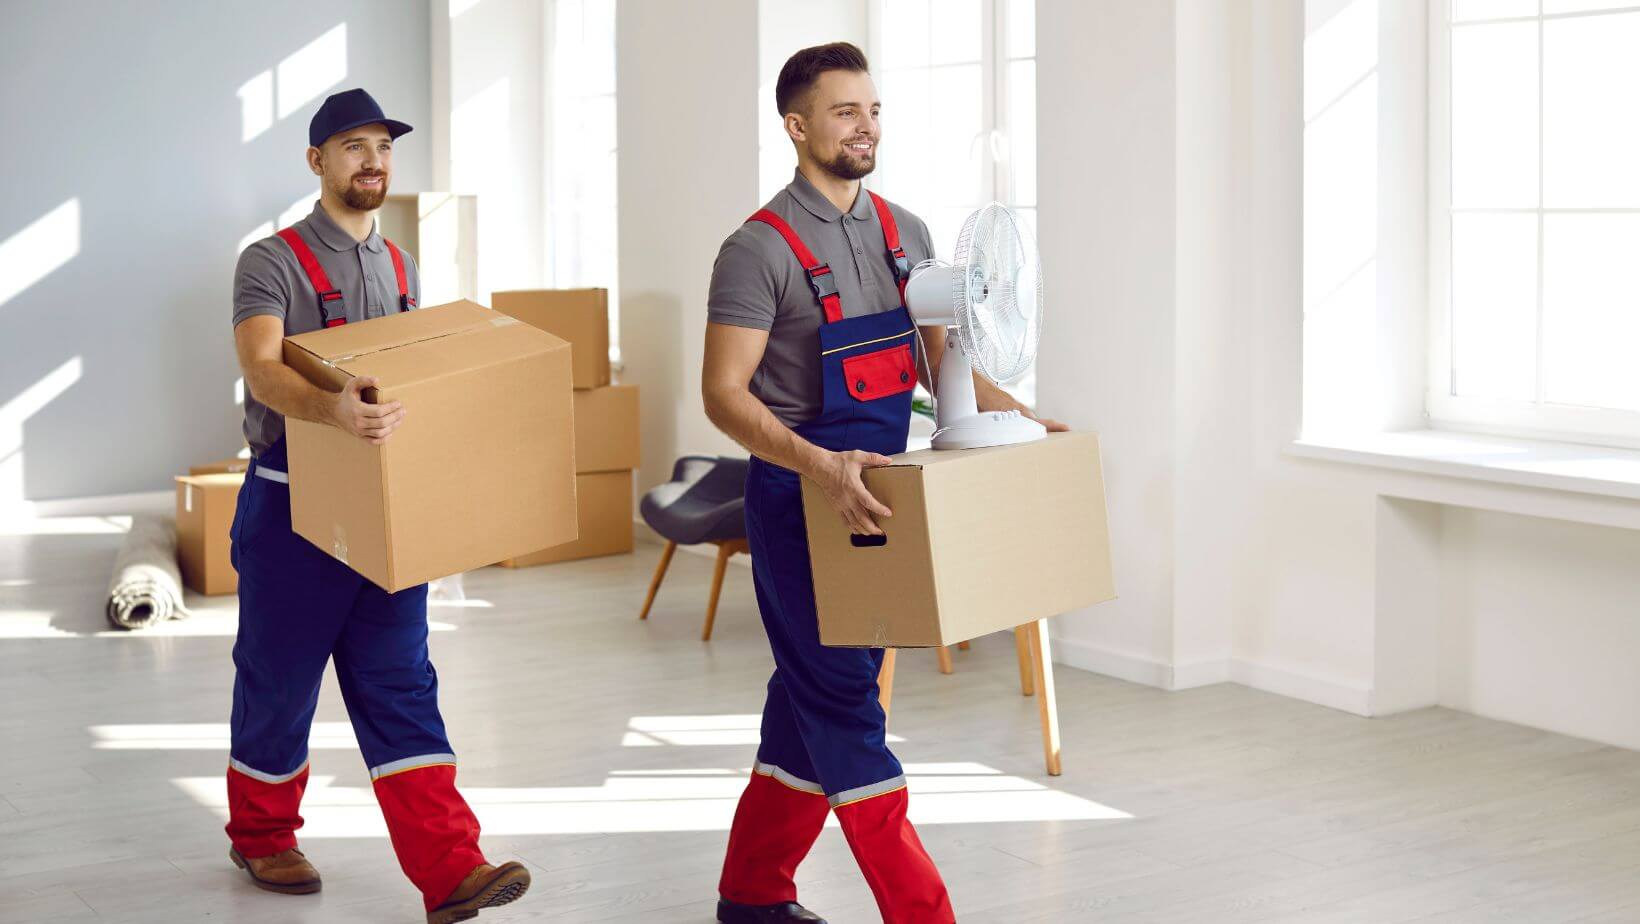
xmin=238 ymin=70 xmax=275 ymax=143
xmin=172 ymin=760 xmax=1130 ymax=838
xmin=277 ymin=24 xmax=348 ymax=120
xmin=0 ymin=198 xmax=80 ymax=309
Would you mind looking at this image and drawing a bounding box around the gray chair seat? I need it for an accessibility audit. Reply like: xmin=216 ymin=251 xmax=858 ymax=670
xmin=639 ymin=456 xmax=749 ymax=546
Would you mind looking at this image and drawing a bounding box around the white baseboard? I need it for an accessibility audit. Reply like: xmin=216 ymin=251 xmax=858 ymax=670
xmin=1051 ymin=636 xmax=1374 ymax=717
xmin=1229 ymin=658 xmax=1373 ymax=716
xmin=1050 ymin=636 xmax=1177 ymax=688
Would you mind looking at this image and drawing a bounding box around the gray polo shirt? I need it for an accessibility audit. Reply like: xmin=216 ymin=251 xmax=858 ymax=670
xmin=708 ymin=171 xmax=934 ymax=427
xmin=232 ymin=201 xmax=421 ymax=457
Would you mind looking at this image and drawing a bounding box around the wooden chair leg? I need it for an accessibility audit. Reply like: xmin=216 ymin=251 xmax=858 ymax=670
xmin=877 ymin=648 xmax=898 ymax=723
xmin=701 ymin=540 xmax=737 ymax=641
xmin=936 ymin=646 xmax=954 ymax=674
xmin=1027 ymin=619 xmax=1062 ymax=776
xmin=1014 ymin=625 xmax=1036 ymax=697
xmin=639 ymin=541 xmax=677 ymax=620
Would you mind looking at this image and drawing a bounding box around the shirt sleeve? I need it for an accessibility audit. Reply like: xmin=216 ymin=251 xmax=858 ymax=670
xmin=232 ymin=239 xmax=293 ymax=328
xmin=901 ymin=208 xmax=937 ymax=267
xmin=706 ymin=225 xmax=783 ymax=332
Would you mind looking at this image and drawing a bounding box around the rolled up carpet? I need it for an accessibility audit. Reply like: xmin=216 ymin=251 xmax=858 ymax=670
xmin=106 ymin=515 xmax=189 ymax=629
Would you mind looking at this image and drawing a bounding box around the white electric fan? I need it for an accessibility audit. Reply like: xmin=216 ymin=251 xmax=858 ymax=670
xmin=904 ymin=202 xmax=1045 ymax=450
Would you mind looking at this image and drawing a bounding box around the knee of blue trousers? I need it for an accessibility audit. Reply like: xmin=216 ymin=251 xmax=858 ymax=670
xmin=755 ymin=673 xmax=821 ymax=787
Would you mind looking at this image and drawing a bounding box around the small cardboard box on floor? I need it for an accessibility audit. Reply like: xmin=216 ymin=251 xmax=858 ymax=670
xmin=282 ymin=300 xmax=578 ymax=592
xmin=175 ymin=473 xmax=243 ymax=595
xmin=801 ymin=431 xmax=1115 ymax=648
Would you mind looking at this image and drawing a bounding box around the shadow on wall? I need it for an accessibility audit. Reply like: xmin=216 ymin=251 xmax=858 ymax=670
xmin=0 ymin=0 xmax=431 ymax=507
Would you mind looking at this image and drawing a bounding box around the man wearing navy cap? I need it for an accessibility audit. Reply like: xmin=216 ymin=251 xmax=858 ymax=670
xmin=227 ymin=88 xmax=531 ymax=923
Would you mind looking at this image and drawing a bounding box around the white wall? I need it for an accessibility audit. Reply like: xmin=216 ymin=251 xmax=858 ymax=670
xmin=617 ymin=0 xmax=758 ymax=493
xmin=432 ymin=0 xmax=548 ymax=300
xmin=0 ymin=0 xmax=432 ymax=506
xmin=1034 ymin=0 xmax=1640 ymax=751
xmin=1035 ymin=0 xmax=1182 ymax=684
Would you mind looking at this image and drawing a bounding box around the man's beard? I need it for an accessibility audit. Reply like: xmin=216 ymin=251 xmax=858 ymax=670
xmin=334 ymin=171 xmax=388 ymax=210
xmin=818 ymin=145 xmax=875 ymax=181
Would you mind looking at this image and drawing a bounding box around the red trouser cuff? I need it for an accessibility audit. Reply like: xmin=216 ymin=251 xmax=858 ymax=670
xmin=719 ymin=769 xmax=830 ymax=905
xmin=372 ymin=763 xmax=487 ymax=910
xmin=225 ymin=763 xmax=309 ymax=858
xmin=833 ymin=787 xmax=954 ymax=924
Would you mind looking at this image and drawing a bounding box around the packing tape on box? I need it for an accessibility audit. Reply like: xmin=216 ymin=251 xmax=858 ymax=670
xmin=332 ymin=524 xmax=349 ymax=564
xmin=184 ymin=484 xmax=194 ymax=513
xmin=871 ymin=619 xmax=889 ymax=649
xmin=490 ymin=316 xmax=520 ymax=328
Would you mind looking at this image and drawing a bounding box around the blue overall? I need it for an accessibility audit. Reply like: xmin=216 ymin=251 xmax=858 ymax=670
xmin=744 ymin=196 xmax=920 ymax=807
xmin=227 ymin=435 xmax=454 ymax=785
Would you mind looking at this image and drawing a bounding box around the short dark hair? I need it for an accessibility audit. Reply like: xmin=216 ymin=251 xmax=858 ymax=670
xmin=775 ymin=42 xmax=870 ymax=117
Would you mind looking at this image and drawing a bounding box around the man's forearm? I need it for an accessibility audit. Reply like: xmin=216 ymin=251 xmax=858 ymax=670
xmin=245 ymin=360 xmax=338 ymax=427
xmin=704 ymin=385 xmax=827 ymax=478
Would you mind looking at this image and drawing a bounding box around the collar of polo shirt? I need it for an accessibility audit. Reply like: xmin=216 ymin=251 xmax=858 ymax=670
xmin=787 ymin=169 xmax=876 ymax=224
xmin=306 ymin=200 xmax=386 ymax=254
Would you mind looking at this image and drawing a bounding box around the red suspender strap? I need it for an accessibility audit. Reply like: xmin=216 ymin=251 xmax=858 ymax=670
xmin=867 ymin=191 xmax=911 ymax=306
xmin=274 ymin=227 xmax=347 ymax=328
xmin=747 ymin=209 xmax=845 ymax=324
xmin=383 ymin=238 xmax=416 ymax=310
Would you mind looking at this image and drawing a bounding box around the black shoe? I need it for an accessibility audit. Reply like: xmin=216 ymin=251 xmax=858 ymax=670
xmin=716 ymin=898 xmax=827 ymax=923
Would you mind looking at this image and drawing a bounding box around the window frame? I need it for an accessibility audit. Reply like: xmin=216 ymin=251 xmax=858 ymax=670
xmin=1427 ymin=0 xmax=1640 ymax=450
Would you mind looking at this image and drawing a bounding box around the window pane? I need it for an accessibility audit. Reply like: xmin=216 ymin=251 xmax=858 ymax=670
xmin=1543 ymin=0 xmax=1640 ymax=13
xmin=1303 ymin=0 xmax=1377 ymax=124
xmin=881 ymin=67 xmax=934 ymax=209
xmin=1542 ymin=214 xmax=1640 ymax=411
xmin=928 ymin=64 xmax=985 ymax=207
xmin=1451 ymin=213 xmax=1538 ymax=401
xmin=1007 ymin=59 xmax=1036 ymax=206
xmin=1543 ymin=12 xmax=1640 ymax=208
xmin=1006 ymin=0 xmax=1035 ymax=58
xmin=1451 ymin=0 xmax=1537 ymax=21
xmin=883 ymin=0 xmax=930 ymax=69
xmin=930 ymin=0 xmax=983 ymax=65
xmin=1451 ymin=21 xmax=1539 ymax=209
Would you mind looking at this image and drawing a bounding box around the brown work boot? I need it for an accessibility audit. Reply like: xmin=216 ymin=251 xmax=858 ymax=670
xmin=426 ymin=861 xmax=531 ymax=924
xmin=228 ymin=846 xmax=322 ymax=894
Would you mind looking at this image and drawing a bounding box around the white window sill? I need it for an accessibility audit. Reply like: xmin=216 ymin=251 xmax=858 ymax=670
xmin=1289 ymin=430 xmax=1640 ymax=503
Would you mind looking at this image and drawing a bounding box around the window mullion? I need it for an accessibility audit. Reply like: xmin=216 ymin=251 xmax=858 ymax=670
xmin=1535 ymin=4 xmax=1546 ymax=408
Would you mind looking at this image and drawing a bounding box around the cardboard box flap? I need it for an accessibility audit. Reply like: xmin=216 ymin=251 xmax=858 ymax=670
xmin=340 ymin=320 xmax=570 ymax=392
xmin=285 ymin=299 xmax=500 ymax=363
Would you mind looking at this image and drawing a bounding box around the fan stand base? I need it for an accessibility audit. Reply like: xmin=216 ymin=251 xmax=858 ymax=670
xmin=931 ymin=411 xmax=1047 ymax=451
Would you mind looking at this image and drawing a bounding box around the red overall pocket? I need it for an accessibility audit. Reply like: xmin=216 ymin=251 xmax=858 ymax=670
xmin=841 ymin=343 xmax=917 ymax=401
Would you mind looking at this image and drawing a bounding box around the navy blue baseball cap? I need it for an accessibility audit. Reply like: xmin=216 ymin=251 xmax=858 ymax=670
xmin=308 ymin=88 xmax=413 ymax=148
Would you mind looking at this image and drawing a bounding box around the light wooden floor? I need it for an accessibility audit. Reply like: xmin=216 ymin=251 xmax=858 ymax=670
xmin=4 ymin=517 xmax=1640 ymax=923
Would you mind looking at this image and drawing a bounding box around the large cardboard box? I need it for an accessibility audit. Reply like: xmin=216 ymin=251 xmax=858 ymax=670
xmin=572 ymin=385 xmax=640 ymax=473
xmin=190 ymin=458 xmax=249 ymax=476
xmin=175 ymin=473 xmax=243 ymax=595
xmin=283 ymin=300 xmax=578 ymax=592
xmin=800 ymin=432 xmax=1115 ymax=648
xmin=500 ymin=470 xmax=634 ymax=567
xmin=491 ymin=289 xmax=611 ymax=389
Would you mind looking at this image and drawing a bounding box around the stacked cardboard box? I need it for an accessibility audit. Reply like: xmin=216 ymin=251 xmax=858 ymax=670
xmin=492 ymin=289 xmax=639 ymax=567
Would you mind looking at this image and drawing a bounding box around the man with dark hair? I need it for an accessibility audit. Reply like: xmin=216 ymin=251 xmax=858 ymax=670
xmin=228 ymin=88 xmax=531 ymax=924
xmin=701 ymin=40 xmax=1056 ymax=924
